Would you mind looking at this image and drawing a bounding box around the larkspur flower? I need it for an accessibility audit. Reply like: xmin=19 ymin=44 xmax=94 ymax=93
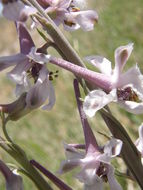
xmin=1 ymin=0 xmax=36 ymax=21
xmin=36 ymin=0 xmax=98 ymax=31
xmin=0 ymin=22 xmax=55 ymax=118
xmin=37 ymin=42 xmax=143 ymax=117
xmin=58 ymin=80 xmax=123 ymax=190
xmin=83 ymin=43 xmax=143 ymax=116
xmin=27 ymin=41 xmax=143 ymax=116
xmin=0 ymin=160 xmax=23 ymax=190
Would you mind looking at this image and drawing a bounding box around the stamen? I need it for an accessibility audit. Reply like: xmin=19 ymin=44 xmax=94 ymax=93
xmin=71 ymin=7 xmax=80 ymax=12
xmin=96 ymin=163 xmax=108 ymax=182
xmin=64 ymin=20 xmax=76 ymax=27
xmin=48 ymin=70 xmax=59 ymax=81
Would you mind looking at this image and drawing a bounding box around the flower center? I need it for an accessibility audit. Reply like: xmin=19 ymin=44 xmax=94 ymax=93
xmin=117 ymin=87 xmax=140 ymax=102
xmin=96 ymin=163 xmax=108 ymax=182
xmin=29 ymin=63 xmax=43 ymax=83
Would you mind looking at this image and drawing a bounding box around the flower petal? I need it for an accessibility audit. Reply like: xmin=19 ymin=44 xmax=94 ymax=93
xmin=75 ymin=10 xmax=98 ymax=31
xmin=107 ymin=166 xmax=122 ymax=190
xmin=76 ymin=167 xmax=102 ymax=187
xmin=84 ymin=177 xmax=103 ymax=190
xmin=0 ymin=54 xmax=26 ymax=72
xmin=63 ymin=143 xmax=85 ymax=160
xmin=59 ymin=159 xmax=81 ymax=174
xmin=118 ymin=65 xmax=143 ymax=97
xmin=26 ymin=66 xmax=55 ymax=110
xmin=28 ymin=47 xmax=51 ymax=64
xmin=85 ymin=56 xmax=112 ymax=75
xmin=96 ymin=138 xmax=122 ymax=164
xmin=118 ymin=100 xmax=143 ymax=114
xmin=83 ymin=89 xmax=116 ymax=117
xmin=114 ymin=43 xmax=133 ymax=79
xmin=42 ymin=80 xmax=56 ymax=110
xmin=104 ymin=138 xmax=123 ymax=157
xmin=7 ymin=59 xmax=32 ymax=88
xmin=2 ymin=1 xmax=36 ymax=22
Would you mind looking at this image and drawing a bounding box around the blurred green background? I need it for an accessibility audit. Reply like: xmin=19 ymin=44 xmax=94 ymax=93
xmin=0 ymin=0 xmax=143 ymax=189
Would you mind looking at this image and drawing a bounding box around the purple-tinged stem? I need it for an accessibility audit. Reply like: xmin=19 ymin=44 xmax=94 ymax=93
xmin=73 ymin=79 xmax=100 ymax=153
xmin=30 ymin=160 xmax=73 ymax=190
xmin=49 ymin=57 xmax=112 ymax=92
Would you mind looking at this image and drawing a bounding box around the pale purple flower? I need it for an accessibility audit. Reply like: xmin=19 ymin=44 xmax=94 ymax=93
xmin=83 ymin=43 xmax=143 ymax=116
xmin=0 ymin=22 xmax=55 ymax=114
xmin=29 ymin=42 xmax=143 ymax=115
xmin=0 ymin=160 xmax=23 ymax=190
xmin=1 ymin=0 xmax=36 ymax=21
xmin=58 ymin=80 xmax=123 ymax=190
xmin=36 ymin=0 xmax=98 ymax=31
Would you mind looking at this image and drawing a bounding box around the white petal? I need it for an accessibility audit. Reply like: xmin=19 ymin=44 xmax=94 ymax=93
xmin=113 ymin=43 xmax=133 ymax=79
xmin=104 ymin=138 xmax=123 ymax=157
xmin=2 ymin=1 xmax=36 ymax=22
xmin=26 ymin=79 xmax=48 ymax=109
xmin=84 ymin=178 xmax=103 ymax=190
xmin=3 ymin=1 xmax=23 ymax=21
xmin=118 ymin=100 xmax=143 ymax=114
xmin=63 ymin=142 xmax=85 ymax=160
xmin=85 ymin=56 xmax=112 ymax=75
xmin=97 ymin=138 xmax=122 ymax=164
xmin=28 ymin=47 xmax=51 ymax=64
xmin=75 ymin=10 xmax=98 ymax=31
xmin=0 ymin=54 xmax=26 ymax=71
xmin=77 ymin=167 xmax=102 ymax=188
xmin=26 ymin=66 xmax=55 ymax=110
xmin=7 ymin=59 xmax=31 ymax=85
xmin=83 ymin=89 xmax=116 ymax=117
xmin=107 ymin=166 xmax=122 ymax=190
xmin=118 ymin=65 xmax=143 ymax=97
xmin=42 ymin=80 xmax=56 ymax=110
xmin=63 ymin=13 xmax=80 ymax=31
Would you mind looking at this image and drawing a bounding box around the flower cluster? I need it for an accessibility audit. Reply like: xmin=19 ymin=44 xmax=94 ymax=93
xmin=36 ymin=0 xmax=98 ymax=31
xmin=58 ymin=80 xmax=123 ymax=190
xmin=0 ymin=21 xmax=55 ymax=120
xmin=0 ymin=0 xmax=143 ymax=190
